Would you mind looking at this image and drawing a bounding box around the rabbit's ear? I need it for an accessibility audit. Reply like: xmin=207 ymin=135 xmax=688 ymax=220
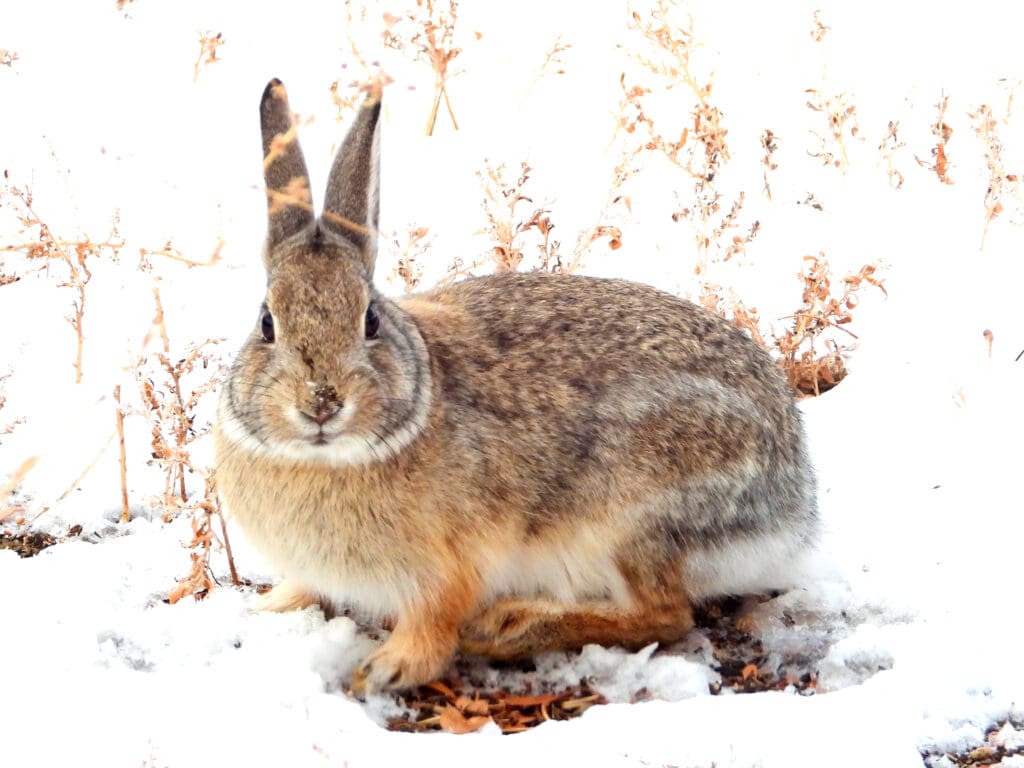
xmin=260 ymin=79 xmax=314 ymax=250
xmin=322 ymin=96 xmax=381 ymax=276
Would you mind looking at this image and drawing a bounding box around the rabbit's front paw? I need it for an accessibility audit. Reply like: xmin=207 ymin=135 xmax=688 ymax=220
xmin=350 ymin=631 xmax=454 ymax=696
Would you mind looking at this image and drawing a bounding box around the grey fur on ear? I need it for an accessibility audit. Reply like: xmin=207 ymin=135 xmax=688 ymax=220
xmin=260 ymin=79 xmax=314 ymax=252
xmin=321 ymin=98 xmax=381 ymax=276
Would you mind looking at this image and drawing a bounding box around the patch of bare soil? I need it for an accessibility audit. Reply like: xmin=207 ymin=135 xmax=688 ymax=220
xmin=0 ymin=524 xmax=81 ymax=558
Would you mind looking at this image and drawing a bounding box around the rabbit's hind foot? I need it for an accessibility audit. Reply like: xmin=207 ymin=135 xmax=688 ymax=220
xmin=458 ymin=575 xmax=694 ymax=659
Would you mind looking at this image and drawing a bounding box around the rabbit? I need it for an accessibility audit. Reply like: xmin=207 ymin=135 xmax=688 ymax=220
xmin=214 ymin=79 xmax=818 ymax=697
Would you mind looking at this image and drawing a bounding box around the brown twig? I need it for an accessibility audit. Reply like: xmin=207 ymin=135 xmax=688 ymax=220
xmin=114 ymin=384 xmax=130 ymax=523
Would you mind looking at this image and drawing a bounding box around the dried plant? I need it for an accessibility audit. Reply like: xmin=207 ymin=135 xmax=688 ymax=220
xmin=1 ymin=187 xmax=123 ymax=383
xmin=0 ymin=257 xmax=17 ymax=287
xmin=520 ymin=35 xmax=572 ymax=105
xmin=113 ymin=384 xmax=130 ymax=523
xmin=130 ymin=290 xmax=238 ymax=601
xmin=805 ymin=88 xmax=860 ymax=171
xmin=699 ymin=254 xmax=885 ymax=396
xmin=569 ymin=143 xmax=635 ymax=273
xmin=798 ymin=192 xmax=824 ymax=211
xmin=810 ymin=10 xmax=831 ymax=42
xmin=774 ymin=255 xmax=886 ymax=396
xmin=916 ymin=93 xmax=954 ymax=184
xmin=389 ymin=225 xmax=431 ymax=293
xmin=622 ymin=3 xmax=731 ymax=182
xmin=970 ymin=103 xmax=1021 ymax=249
xmin=476 ymin=160 xmax=561 ymax=274
xmin=761 ymin=129 xmax=779 ymax=200
xmin=878 ymin=120 xmax=906 ymax=189
xmin=385 ymin=0 xmax=463 ymax=135
xmin=672 ymin=190 xmax=759 ymax=274
xmin=166 ymin=473 xmax=240 ymax=604
xmin=137 ymin=238 xmax=224 ymax=271
xmin=193 ymin=31 xmax=224 ymax=82
xmin=329 ymin=78 xmax=363 ymax=124
xmin=333 ymin=5 xmax=395 ymax=125
xmin=136 ymin=288 xmax=223 ymax=515
xmin=622 ymin=2 xmax=753 ymax=271
xmin=0 ymin=372 xmax=23 ymax=439
xmin=0 ymin=49 xmax=18 ymax=67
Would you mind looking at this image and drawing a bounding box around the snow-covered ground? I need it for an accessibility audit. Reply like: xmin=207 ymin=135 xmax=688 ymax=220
xmin=1 ymin=2 xmax=1022 ymax=766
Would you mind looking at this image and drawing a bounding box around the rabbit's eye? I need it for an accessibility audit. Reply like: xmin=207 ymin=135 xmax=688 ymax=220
xmin=365 ymin=303 xmax=380 ymax=339
xmin=260 ymin=310 xmax=275 ymax=343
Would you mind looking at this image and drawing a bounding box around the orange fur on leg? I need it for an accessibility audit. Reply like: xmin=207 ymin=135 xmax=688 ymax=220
xmin=459 ymin=561 xmax=694 ymax=658
xmin=351 ymin=572 xmax=482 ymax=696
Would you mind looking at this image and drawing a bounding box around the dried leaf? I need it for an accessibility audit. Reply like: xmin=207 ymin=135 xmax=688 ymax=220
xmin=438 ymin=704 xmax=491 ymax=734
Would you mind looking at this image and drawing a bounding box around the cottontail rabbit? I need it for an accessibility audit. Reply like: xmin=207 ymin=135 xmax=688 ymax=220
xmin=214 ymin=79 xmax=818 ymax=696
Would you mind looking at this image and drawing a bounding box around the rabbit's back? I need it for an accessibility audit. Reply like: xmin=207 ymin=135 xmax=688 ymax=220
xmin=398 ymin=271 xmax=816 ymax=598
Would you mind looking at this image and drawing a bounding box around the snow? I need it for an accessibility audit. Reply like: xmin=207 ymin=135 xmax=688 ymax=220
xmin=1 ymin=1 xmax=1023 ymax=766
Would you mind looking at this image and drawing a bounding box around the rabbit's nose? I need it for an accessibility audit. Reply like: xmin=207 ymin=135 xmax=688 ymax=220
xmin=310 ymin=385 xmax=341 ymax=425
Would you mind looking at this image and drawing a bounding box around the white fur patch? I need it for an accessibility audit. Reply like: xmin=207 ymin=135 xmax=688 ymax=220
xmin=683 ymin=529 xmax=813 ymax=600
xmin=480 ymin=531 xmax=633 ymax=607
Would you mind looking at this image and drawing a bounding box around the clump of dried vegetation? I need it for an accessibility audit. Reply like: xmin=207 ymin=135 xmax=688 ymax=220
xmin=383 ymin=0 xmax=464 ymax=135
xmin=0 ymin=187 xmax=124 ymax=384
xmin=135 ymin=288 xmax=223 ymax=515
xmin=619 ymin=0 xmax=758 ymax=276
xmin=131 ymin=287 xmax=238 ymax=602
xmin=711 ymin=254 xmax=887 ymax=396
xmin=477 ymin=160 xmax=560 ymax=274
